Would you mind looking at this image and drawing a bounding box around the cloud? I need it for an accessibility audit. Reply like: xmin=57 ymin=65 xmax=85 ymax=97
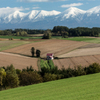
xmin=61 ymin=3 xmax=83 ymax=8
xmin=0 ymin=7 xmax=29 ymax=17
xmin=17 ymin=0 xmax=66 ymax=2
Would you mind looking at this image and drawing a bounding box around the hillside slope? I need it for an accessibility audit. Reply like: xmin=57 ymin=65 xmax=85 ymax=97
xmin=0 ymin=73 xmax=100 ymax=100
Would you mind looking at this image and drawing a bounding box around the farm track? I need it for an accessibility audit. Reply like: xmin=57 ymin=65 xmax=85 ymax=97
xmin=53 ymin=54 xmax=100 ymax=69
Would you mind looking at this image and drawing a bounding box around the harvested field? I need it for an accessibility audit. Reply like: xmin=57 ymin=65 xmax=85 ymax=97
xmin=59 ymin=47 xmax=100 ymax=58
xmin=0 ymin=52 xmax=38 ymax=70
xmin=53 ymin=55 xmax=100 ymax=69
xmin=3 ymin=39 xmax=89 ymax=58
xmin=0 ymin=40 xmax=31 ymax=51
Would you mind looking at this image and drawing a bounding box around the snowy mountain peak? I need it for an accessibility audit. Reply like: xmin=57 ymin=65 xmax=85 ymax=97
xmin=64 ymin=7 xmax=86 ymax=15
xmin=87 ymin=5 xmax=100 ymax=14
xmin=56 ymin=7 xmax=86 ymax=20
xmin=1 ymin=6 xmax=100 ymax=29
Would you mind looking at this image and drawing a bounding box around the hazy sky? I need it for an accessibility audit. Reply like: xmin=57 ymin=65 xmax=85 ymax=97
xmin=0 ymin=0 xmax=100 ymax=12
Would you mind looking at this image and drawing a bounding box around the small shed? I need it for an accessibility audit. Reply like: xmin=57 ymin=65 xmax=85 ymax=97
xmin=47 ymin=53 xmax=54 ymax=60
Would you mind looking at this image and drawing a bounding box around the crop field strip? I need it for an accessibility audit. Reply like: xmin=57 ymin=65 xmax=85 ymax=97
xmin=53 ymin=54 xmax=100 ymax=69
xmin=0 ymin=52 xmax=38 ymax=70
xmin=3 ymin=39 xmax=89 ymax=58
xmin=0 ymin=40 xmax=32 ymax=51
xmin=59 ymin=47 xmax=100 ymax=58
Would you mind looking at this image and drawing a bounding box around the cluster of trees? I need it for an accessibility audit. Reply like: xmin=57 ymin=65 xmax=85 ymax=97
xmin=0 ymin=26 xmax=100 ymax=40
xmin=0 ymin=29 xmax=44 ymax=36
xmin=42 ymin=30 xmax=52 ymax=39
xmin=52 ymin=26 xmax=100 ymax=37
xmin=31 ymin=47 xmax=41 ymax=57
xmin=1 ymin=62 xmax=100 ymax=91
xmin=0 ymin=26 xmax=100 ymax=38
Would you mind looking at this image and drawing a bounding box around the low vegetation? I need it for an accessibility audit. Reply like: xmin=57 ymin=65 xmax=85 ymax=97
xmin=0 ymin=40 xmax=31 ymax=51
xmin=1 ymin=62 xmax=100 ymax=91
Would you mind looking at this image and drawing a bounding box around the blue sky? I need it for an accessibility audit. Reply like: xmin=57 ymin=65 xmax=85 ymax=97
xmin=0 ymin=0 xmax=100 ymax=13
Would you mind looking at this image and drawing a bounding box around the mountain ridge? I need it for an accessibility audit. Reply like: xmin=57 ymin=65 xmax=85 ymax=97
xmin=0 ymin=6 xmax=100 ymax=29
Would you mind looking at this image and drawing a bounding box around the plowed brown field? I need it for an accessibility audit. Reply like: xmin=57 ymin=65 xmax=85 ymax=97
xmin=58 ymin=47 xmax=100 ymax=58
xmin=0 ymin=52 xmax=38 ymax=70
xmin=53 ymin=55 xmax=100 ymax=69
xmin=3 ymin=39 xmax=89 ymax=58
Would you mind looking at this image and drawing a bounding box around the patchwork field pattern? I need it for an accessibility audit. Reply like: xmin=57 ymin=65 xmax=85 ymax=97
xmin=53 ymin=55 xmax=100 ymax=69
xmin=0 ymin=52 xmax=38 ymax=70
xmin=58 ymin=43 xmax=100 ymax=58
xmin=3 ymin=39 xmax=89 ymax=58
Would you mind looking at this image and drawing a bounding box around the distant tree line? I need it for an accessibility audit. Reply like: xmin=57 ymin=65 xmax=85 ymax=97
xmin=0 ymin=26 xmax=100 ymax=37
xmin=0 ymin=29 xmax=44 ymax=36
xmin=52 ymin=26 xmax=100 ymax=37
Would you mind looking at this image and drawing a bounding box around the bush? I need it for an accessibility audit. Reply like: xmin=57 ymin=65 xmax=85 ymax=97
xmin=43 ymin=73 xmax=57 ymax=82
xmin=19 ymin=71 xmax=43 ymax=86
xmin=22 ymin=66 xmax=34 ymax=72
xmin=84 ymin=63 xmax=100 ymax=74
xmin=16 ymin=69 xmax=22 ymax=75
xmin=9 ymin=38 xmax=13 ymax=40
xmin=74 ymin=66 xmax=86 ymax=76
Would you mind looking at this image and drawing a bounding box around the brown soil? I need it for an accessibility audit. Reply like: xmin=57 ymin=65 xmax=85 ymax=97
xmin=53 ymin=55 xmax=100 ymax=69
xmin=3 ymin=39 xmax=89 ymax=58
xmin=59 ymin=47 xmax=100 ymax=58
xmin=0 ymin=52 xmax=38 ymax=70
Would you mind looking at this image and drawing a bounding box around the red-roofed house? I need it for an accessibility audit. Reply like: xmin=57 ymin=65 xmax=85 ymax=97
xmin=47 ymin=53 xmax=54 ymax=60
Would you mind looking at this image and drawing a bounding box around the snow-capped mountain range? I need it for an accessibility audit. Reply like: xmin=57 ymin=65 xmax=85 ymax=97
xmin=0 ymin=6 xmax=100 ymax=29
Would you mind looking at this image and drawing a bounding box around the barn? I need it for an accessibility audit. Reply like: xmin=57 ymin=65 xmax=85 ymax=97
xmin=47 ymin=53 xmax=54 ymax=60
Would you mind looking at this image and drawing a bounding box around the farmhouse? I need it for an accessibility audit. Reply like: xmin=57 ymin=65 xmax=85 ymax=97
xmin=47 ymin=53 xmax=54 ymax=60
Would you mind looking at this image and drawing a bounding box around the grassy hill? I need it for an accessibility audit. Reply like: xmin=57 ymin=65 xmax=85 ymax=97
xmin=0 ymin=73 xmax=100 ymax=100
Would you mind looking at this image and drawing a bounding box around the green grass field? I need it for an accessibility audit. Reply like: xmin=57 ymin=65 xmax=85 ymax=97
xmin=0 ymin=40 xmax=31 ymax=51
xmin=55 ymin=36 xmax=100 ymax=43
xmin=0 ymin=73 xmax=100 ymax=100
xmin=0 ymin=35 xmax=42 ymax=39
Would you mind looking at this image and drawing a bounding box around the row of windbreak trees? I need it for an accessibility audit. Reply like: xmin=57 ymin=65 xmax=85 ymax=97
xmin=1 ymin=62 xmax=100 ymax=91
xmin=52 ymin=26 xmax=100 ymax=37
xmin=0 ymin=29 xmax=44 ymax=36
xmin=0 ymin=26 xmax=100 ymax=37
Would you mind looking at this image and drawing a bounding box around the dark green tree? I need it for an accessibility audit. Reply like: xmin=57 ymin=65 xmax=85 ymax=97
xmin=31 ymin=47 xmax=35 ymax=57
xmin=0 ymin=68 xmax=6 ymax=86
xmin=42 ymin=30 xmax=52 ymax=39
xmin=5 ymin=64 xmax=19 ymax=88
xmin=36 ymin=49 xmax=41 ymax=57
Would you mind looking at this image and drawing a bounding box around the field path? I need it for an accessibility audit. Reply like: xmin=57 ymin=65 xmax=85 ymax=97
xmin=0 ymin=52 xmax=38 ymax=70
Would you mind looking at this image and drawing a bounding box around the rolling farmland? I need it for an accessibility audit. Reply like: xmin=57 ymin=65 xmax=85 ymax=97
xmin=53 ymin=55 xmax=100 ymax=69
xmin=0 ymin=52 xmax=38 ymax=70
xmin=1 ymin=37 xmax=100 ymax=70
xmin=3 ymin=39 xmax=89 ymax=58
